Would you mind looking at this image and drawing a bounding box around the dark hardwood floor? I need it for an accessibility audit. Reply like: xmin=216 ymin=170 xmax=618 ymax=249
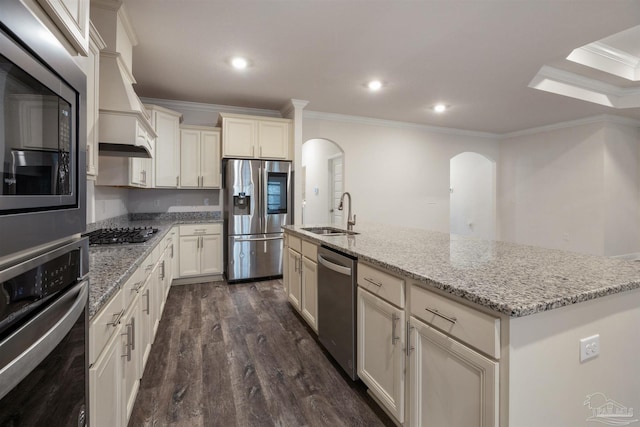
xmin=128 ymin=280 xmax=395 ymax=427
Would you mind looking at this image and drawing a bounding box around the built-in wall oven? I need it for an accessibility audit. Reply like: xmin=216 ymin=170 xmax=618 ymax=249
xmin=0 ymin=238 xmax=89 ymax=426
xmin=0 ymin=1 xmax=86 ymax=263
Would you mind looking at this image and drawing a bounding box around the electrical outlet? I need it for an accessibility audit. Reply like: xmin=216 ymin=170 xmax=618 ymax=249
xmin=153 ymin=199 xmax=160 ymax=208
xmin=580 ymin=335 xmax=600 ymax=362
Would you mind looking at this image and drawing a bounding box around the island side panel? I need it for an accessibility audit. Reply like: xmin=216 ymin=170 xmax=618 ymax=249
xmin=507 ymin=287 xmax=640 ymax=427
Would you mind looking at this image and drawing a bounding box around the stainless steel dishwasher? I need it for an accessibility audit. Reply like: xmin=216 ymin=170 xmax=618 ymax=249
xmin=317 ymin=245 xmax=358 ymax=380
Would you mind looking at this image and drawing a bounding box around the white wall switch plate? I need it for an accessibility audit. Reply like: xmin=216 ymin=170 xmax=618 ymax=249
xmin=580 ymin=335 xmax=600 ymax=362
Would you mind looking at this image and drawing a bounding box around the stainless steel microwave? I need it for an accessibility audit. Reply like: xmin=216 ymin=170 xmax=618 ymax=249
xmin=0 ymin=2 xmax=86 ymax=262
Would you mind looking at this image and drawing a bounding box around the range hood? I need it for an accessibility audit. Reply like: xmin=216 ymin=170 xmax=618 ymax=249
xmin=92 ymin=0 xmax=156 ymax=158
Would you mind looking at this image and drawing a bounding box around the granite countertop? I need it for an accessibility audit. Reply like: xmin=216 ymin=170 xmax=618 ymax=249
xmin=283 ymin=223 xmax=640 ymax=317
xmin=88 ymin=213 xmax=222 ymax=319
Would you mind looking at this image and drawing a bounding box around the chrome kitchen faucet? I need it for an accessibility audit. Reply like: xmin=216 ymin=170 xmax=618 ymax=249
xmin=338 ymin=192 xmax=356 ymax=231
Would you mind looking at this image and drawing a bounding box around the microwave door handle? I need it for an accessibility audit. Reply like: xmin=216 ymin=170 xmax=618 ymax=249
xmin=0 ymin=280 xmax=87 ymax=401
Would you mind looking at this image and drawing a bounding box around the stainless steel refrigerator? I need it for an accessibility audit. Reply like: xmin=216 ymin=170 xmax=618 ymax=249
xmin=223 ymin=159 xmax=292 ymax=282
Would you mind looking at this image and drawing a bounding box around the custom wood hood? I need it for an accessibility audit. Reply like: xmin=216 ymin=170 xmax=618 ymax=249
xmin=91 ymin=0 xmax=155 ymax=158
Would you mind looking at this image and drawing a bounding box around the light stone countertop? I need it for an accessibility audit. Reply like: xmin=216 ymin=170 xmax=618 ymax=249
xmin=87 ymin=213 xmax=222 ymax=319
xmin=283 ymin=223 xmax=640 ymax=317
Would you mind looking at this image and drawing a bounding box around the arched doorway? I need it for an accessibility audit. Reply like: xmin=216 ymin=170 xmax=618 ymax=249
xmin=302 ymin=138 xmax=344 ymax=225
xmin=450 ymin=152 xmax=496 ymax=239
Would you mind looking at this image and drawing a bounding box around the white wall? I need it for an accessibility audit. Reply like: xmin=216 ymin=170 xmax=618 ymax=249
xmin=127 ymin=188 xmax=220 ymax=213
xmin=498 ymin=118 xmax=640 ymax=256
xmin=94 ymin=185 xmax=128 ymax=222
xmin=450 ymin=152 xmax=496 ymax=239
xmin=302 ymin=114 xmax=499 ymax=232
xmin=302 ymin=138 xmax=342 ymax=224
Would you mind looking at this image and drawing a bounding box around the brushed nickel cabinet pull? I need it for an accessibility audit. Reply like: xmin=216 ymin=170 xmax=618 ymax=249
xmin=406 ymin=323 xmax=415 ymax=356
xmin=425 ymin=307 xmax=457 ymax=324
xmin=391 ymin=313 xmax=400 ymax=345
xmin=107 ymin=309 xmax=125 ymax=326
xmin=364 ymin=277 xmax=383 ymax=287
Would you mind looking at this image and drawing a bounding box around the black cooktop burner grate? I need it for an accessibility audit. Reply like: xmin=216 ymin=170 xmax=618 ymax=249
xmin=84 ymin=227 xmax=158 ymax=245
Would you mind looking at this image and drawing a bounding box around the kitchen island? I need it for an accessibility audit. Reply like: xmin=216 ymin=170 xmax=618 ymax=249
xmin=283 ymin=223 xmax=640 ymax=427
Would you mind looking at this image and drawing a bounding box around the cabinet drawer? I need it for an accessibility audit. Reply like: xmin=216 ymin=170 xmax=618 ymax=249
xmin=358 ymin=263 xmax=405 ymax=308
xmin=301 ymin=240 xmax=317 ymax=260
xmin=180 ymin=223 xmax=221 ymax=236
xmin=122 ymin=267 xmax=144 ymax=309
xmin=288 ymin=234 xmax=301 ymax=252
xmin=410 ymin=284 xmax=500 ymax=359
xmin=89 ymin=289 xmax=125 ymax=366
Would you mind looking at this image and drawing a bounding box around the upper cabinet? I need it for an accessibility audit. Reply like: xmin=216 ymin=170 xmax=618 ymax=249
xmin=86 ymin=23 xmax=106 ymax=180
xmin=219 ymin=113 xmax=292 ymax=160
xmin=37 ymin=0 xmax=90 ymax=55
xmin=145 ymin=105 xmax=182 ymax=188
xmin=179 ymin=125 xmax=221 ymax=189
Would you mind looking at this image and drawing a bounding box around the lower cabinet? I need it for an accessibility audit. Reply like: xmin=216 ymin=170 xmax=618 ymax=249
xmin=284 ymin=232 xmax=318 ymax=332
xmin=300 ymin=244 xmax=318 ymax=332
xmin=408 ymin=316 xmax=499 ymax=427
xmin=89 ymin=229 xmax=176 ymax=427
xmin=89 ymin=322 xmax=123 ymax=427
xmin=357 ymin=287 xmax=405 ymax=423
xmin=178 ymin=223 xmax=222 ymax=277
xmin=286 ymin=247 xmax=302 ymax=310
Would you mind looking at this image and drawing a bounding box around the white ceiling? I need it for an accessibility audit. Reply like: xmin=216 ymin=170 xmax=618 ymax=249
xmin=123 ymin=0 xmax=640 ymax=134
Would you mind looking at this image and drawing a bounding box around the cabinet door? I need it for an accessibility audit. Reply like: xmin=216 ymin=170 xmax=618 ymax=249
xmin=301 ymin=257 xmax=318 ymax=331
xmin=258 ymin=120 xmax=289 ymax=159
xmin=89 ymin=326 xmax=123 ymax=427
xmin=222 ymin=117 xmax=256 ymax=158
xmin=283 ymin=238 xmax=290 ymax=294
xmin=86 ymin=30 xmax=101 ymax=179
xmin=287 ymin=249 xmax=302 ymax=310
xmin=138 ymin=280 xmax=153 ymax=373
xmin=154 ymin=110 xmax=180 ymax=187
xmin=200 ymin=234 xmax=222 ymax=275
xmin=121 ymin=304 xmax=140 ymax=427
xmin=129 ymin=158 xmax=150 ymax=187
xmin=37 ymin=0 xmax=89 ymax=55
xmin=409 ymin=317 xmax=499 ymax=427
xmin=179 ymin=235 xmax=200 ymax=277
xmin=200 ymin=130 xmax=221 ymax=188
xmin=180 ymin=129 xmax=200 ymax=188
xmin=357 ymin=288 xmax=405 ymax=423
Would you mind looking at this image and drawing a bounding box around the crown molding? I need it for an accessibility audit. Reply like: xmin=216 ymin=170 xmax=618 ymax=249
xmin=139 ymin=97 xmax=282 ymax=118
xmin=303 ymin=110 xmax=498 ymax=139
xmin=501 ymin=114 xmax=640 ymax=139
xmin=568 ymin=42 xmax=640 ymax=81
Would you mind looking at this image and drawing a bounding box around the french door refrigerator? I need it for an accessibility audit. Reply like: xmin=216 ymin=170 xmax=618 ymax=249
xmin=224 ymin=159 xmax=292 ymax=282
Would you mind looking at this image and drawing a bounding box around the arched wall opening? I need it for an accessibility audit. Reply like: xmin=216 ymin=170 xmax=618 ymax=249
xmin=302 ymin=138 xmax=345 ymax=225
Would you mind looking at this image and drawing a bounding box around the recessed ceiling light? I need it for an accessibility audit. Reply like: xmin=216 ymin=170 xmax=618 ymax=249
xmin=367 ymin=80 xmax=383 ymax=91
xmin=231 ymin=57 xmax=249 ymax=70
xmin=433 ymin=104 xmax=447 ymax=113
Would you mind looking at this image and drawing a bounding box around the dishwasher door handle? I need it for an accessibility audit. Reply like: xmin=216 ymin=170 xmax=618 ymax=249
xmin=318 ymin=254 xmax=352 ymax=276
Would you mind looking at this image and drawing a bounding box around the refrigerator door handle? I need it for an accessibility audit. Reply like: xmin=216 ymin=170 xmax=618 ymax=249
xmin=235 ymin=236 xmax=283 ymax=242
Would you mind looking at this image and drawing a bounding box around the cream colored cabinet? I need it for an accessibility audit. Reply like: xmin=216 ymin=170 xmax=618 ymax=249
xmin=90 ymin=229 xmax=175 ymax=427
xmin=357 ymin=287 xmax=405 ymax=423
xmin=146 ymin=105 xmax=182 ymax=188
xmin=89 ymin=321 xmax=123 ymax=427
xmin=287 ymin=248 xmax=302 ymax=310
xmin=121 ymin=296 xmax=141 ymax=426
xmin=179 ymin=125 xmax=221 ymax=189
xmin=408 ymin=283 xmax=500 ymax=427
xmin=220 ymin=113 xmax=291 ymax=160
xmin=408 ymin=317 xmax=499 ymax=427
xmin=178 ymin=223 xmax=222 ymax=277
xmin=86 ymin=24 xmax=105 ymax=179
xmin=301 ymin=242 xmax=318 ymax=332
xmin=37 ymin=0 xmax=90 ymax=55
xmin=284 ymin=233 xmax=318 ymax=331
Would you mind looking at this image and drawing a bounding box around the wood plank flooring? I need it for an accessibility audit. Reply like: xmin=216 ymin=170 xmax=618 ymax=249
xmin=128 ymin=280 xmax=395 ymax=427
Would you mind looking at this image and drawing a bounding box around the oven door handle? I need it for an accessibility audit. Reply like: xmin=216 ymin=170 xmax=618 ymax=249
xmin=0 ymin=280 xmax=88 ymax=401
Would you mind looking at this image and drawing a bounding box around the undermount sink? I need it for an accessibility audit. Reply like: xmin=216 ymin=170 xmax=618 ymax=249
xmin=302 ymin=226 xmax=359 ymax=236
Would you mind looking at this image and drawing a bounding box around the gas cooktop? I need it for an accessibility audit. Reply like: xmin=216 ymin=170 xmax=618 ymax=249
xmin=84 ymin=227 xmax=158 ymax=245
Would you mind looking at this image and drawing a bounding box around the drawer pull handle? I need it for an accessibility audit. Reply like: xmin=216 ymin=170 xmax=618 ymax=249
xmin=391 ymin=313 xmax=400 ymax=345
xmin=364 ymin=277 xmax=383 ymax=287
xmin=107 ymin=309 xmax=125 ymax=326
xmin=425 ymin=307 xmax=457 ymax=324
